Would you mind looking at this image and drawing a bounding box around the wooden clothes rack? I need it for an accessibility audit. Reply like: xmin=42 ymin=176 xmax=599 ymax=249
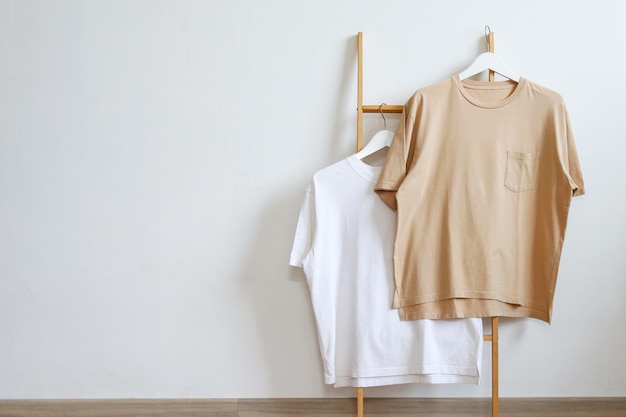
xmin=355 ymin=31 xmax=500 ymax=417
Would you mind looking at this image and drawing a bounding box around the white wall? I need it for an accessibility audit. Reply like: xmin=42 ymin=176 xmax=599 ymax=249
xmin=1 ymin=0 xmax=625 ymax=399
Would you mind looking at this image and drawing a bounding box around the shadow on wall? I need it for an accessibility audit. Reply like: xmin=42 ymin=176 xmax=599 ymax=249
xmin=231 ymin=35 xmax=365 ymax=398
xmin=235 ymin=183 xmax=344 ymax=397
xmin=328 ymin=35 xmax=359 ymax=161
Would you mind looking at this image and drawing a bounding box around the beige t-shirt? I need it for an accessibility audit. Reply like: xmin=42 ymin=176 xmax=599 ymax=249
xmin=375 ymin=75 xmax=585 ymax=323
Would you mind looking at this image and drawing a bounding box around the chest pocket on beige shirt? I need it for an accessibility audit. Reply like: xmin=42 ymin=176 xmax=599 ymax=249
xmin=504 ymin=151 xmax=540 ymax=192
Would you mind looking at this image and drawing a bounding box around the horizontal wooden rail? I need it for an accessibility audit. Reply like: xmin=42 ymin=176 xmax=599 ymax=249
xmin=361 ymin=104 xmax=404 ymax=113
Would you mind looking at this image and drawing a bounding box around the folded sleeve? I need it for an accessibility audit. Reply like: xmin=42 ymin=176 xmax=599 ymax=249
xmin=560 ymin=105 xmax=586 ymax=197
xmin=289 ymin=183 xmax=315 ymax=267
xmin=375 ymin=95 xmax=420 ymax=209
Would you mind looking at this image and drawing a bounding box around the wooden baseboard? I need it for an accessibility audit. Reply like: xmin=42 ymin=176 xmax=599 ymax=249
xmin=0 ymin=397 xmax=624 ymax=417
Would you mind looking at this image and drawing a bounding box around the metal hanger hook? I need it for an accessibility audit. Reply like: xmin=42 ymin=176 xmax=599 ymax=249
xmin=485 ymin=25 xmax=492 ymax=50
xmin=379 ymin=103 xmax=387 ymax=129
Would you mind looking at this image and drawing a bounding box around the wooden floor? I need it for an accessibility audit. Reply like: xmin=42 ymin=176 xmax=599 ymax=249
xmin=0 ymin=397 xmax=625 ymax=417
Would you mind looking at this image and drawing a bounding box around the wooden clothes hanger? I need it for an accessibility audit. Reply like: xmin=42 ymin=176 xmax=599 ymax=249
xmin=356 ymin=104 xmax=394 ymax=160
xmin=458 ymin=26 xmax=520 ymax=82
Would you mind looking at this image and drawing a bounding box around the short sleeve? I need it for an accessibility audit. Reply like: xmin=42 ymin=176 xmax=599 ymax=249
xmin=564 ymin=109 xmax=585 ymax=196
xmin=289 ymin=183 xmax=315 ymax=267
xmin=375 ymin=94 xmax=420 ymax=209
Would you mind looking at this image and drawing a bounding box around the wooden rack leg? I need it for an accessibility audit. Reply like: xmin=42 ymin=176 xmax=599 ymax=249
xmin=357 ymin=32 xmax=364 ymax=151
xmin=356 ymin=32 xmax=364 ymax=417
xmin=487 ymin=30 xmax=498 ymax=417
xmin=492 ymin=316 xmax=499 ymax=417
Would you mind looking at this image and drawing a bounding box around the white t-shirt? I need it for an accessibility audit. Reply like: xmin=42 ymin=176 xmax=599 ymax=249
xmin=290 ymin=154 xmax=483 ymax=388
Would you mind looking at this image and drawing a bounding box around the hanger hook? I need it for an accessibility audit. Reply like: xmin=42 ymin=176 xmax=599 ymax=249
xmin=485 ymin=25 xmax=492 ymax=51
xmin=379 ymin=103 xmax=387 ymax=129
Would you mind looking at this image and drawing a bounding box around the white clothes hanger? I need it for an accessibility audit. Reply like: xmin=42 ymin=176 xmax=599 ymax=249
xmin=356 ymin=104 xmax=394 ymax=160
xmin=458 ymin=26 xmax=520 ymax=82
xmin=356 ymin=129 xmax=394 ymax=159
xmin=458 ymin=52 xmax=520 ymax=82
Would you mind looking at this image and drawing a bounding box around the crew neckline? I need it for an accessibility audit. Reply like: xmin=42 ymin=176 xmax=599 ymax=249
xmin=346 ymin=154 xmax=382 ymax=183
xmin=452 ymin=74 xmax=527 ymax=109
